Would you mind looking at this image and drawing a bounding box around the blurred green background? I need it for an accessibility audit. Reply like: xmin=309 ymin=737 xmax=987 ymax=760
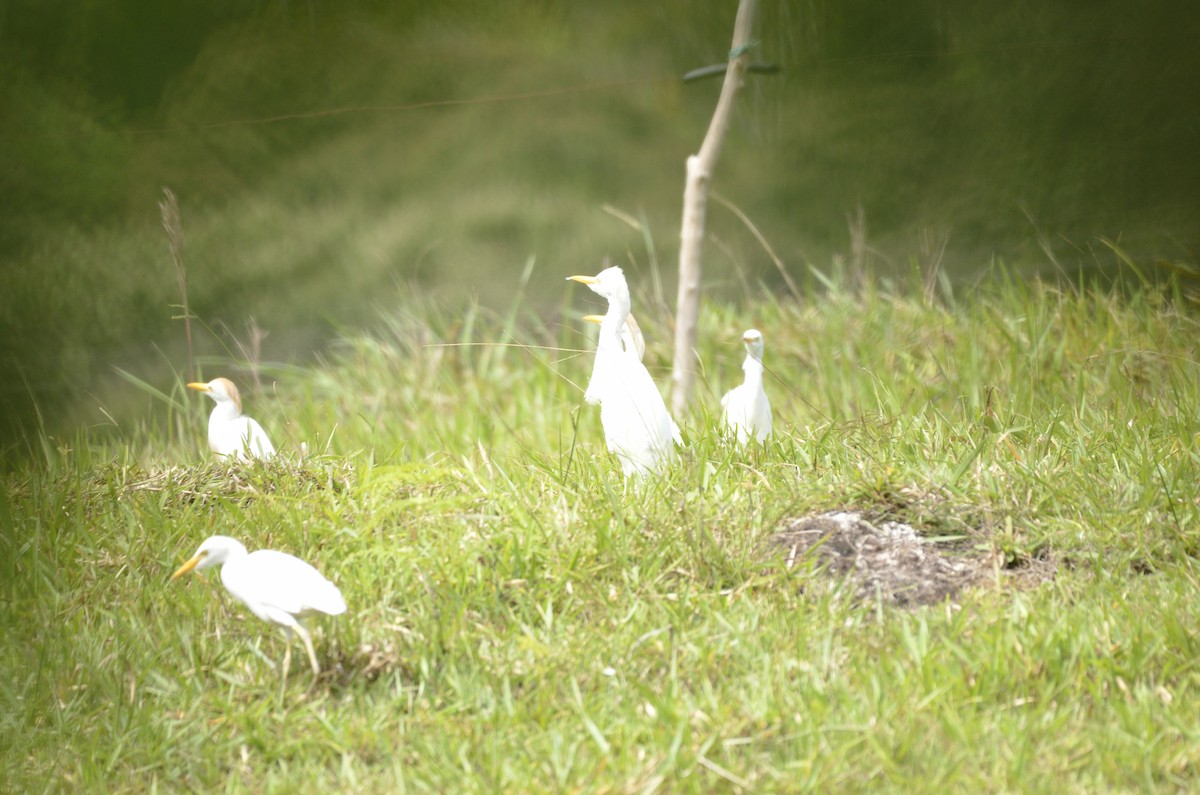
xmin=1 ymin=0 xmax=1197 ymax=450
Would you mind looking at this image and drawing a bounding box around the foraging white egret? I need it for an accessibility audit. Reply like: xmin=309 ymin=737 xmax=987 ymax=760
xmin=568 ymin=267 xmax=681 ymax=476
xmin=187 ymin=377 xmax=276 ymax=460
xmin=171 ymin=535 xmax=346 ymax=678
xmin=721 ymin=329 xmax=773 ymax=444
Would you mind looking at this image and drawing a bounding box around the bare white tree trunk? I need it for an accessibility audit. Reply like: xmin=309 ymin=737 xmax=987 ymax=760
xmin=670 ymin=0 xmax=759 ymax=416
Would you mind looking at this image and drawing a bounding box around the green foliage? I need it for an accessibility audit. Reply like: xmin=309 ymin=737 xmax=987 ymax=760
xmin=2 ymin=274 xmax=1199 ymax=791
xmin=3 ymin=0 xmax=1198 ymax=447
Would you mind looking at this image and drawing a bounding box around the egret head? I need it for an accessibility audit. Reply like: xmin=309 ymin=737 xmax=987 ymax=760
xmin=584 ymin=312 xmax=645 ymax=361
xmin=567 ymin=266 xmax=630 ymax=309
xmin=742 ymin=329 xmax=765 ymax=361
xmin=171 ymin=535 xmax=248 ymax=579
xmin=187 ymin=377 xmax=243 ymax=413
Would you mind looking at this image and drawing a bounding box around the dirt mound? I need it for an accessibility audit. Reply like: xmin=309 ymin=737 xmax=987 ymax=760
xmin=770 ymin=511 xmax=993 ymax=607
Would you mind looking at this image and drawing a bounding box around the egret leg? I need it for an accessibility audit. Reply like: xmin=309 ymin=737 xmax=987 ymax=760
xmin=281 ymin=641 xmax=292 ymax=682
xmin=294 ymin=622 xmax=321 ymax=675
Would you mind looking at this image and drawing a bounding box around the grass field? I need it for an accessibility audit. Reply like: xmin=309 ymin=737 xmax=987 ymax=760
xmin=3 ymin=267 xmax=1199 ymax=792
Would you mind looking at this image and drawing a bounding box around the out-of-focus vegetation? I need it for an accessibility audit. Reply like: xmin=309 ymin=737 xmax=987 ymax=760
xmin=1 ymin=0 xmax=1197 ymax=449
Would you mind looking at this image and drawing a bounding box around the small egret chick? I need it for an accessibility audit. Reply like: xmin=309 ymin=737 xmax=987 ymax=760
xmin=171 ymin=535 xmax=346 ymax=679
xmin=721 ymin=329 xmax=773 ymax=444
xmin=568 ymin=267 xmax=681 ymax=477
xmin=187 ymin=377 xmax=276 ymax=460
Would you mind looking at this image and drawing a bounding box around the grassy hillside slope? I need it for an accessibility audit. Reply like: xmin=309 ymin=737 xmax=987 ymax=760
xmin=3 ymin=272 xmax=1198 ymax=791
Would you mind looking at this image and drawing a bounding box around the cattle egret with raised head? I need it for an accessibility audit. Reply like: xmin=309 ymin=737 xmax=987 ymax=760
xmin=721 ymin=329 xmax=773 ymax=444
xmin=568 ymin=267 xmax=681 ymax=476
xmin=187 ymin=377 xmax=276 ymax=460
xmin=171 ymin=535 xmax=346 ymax=679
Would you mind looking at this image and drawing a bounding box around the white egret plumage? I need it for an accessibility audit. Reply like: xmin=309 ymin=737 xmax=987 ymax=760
xmin=187 ymin=377 xmax=276 ymax=460
xmin=720 ymin=329 xmax=773 ymax=444
xmin=171 ymin=535 xmax=346 ymax=679
xmin=568 ymin=267 xmax=681 ymax=476
xmin=582 ymin=313 xmax=645 ymax=362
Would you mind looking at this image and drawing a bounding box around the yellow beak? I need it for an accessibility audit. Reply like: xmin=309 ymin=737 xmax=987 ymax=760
xmin=186 ymin=382 xmax=210 ymax=393
xmin=171 ymin=552 xmax=205 ymax=580
xmin=581 ymin=314 xmax=604 ymax=325
xmin=566 ymin=275 xmax=599 ymax=285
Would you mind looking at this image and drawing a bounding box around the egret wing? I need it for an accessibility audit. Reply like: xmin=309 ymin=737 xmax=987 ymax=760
xmin=225 ymin=550 xmax=346 ymax=620
xmin=601 ymin=355 xmax=678 ymax=475
xmin=243 ymin=417 xmax=276 ymax=458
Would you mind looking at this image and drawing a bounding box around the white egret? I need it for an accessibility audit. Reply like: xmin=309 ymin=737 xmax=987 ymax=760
xmin=171 ymin=535 xmax=346 ymax=679
xmin=568 ymin=267 xmax=681 ymax=476
xmin=721 ymin=329 xmax=773 ymax=444
xmin=582 ymin=313 xmax=645 ymax=362
xmin=187 ymin=377 xmax=276 ymax=460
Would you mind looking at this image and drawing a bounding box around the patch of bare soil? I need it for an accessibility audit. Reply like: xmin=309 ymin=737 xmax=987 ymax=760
xmin=769 ymin=510 xmax=1037 ymax=607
